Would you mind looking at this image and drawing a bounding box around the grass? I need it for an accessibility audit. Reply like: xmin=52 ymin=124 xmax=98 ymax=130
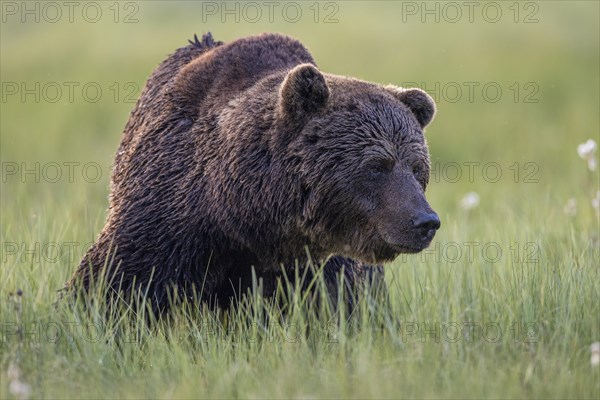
xmin=1 ymin=1 xmax=599 ymax=399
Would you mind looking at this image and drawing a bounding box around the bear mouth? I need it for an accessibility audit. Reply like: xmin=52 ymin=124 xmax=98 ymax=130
xmin=375 ymin=230 xmax=435 ymax=257
xmin=365 ymin=241 xmax=429 ymax=263
xmin=373 ymin=237 xmax=433 ymax=262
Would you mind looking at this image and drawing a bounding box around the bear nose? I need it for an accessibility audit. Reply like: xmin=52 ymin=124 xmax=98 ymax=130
xmin=412 ymin=212 xmax=441 ymax=232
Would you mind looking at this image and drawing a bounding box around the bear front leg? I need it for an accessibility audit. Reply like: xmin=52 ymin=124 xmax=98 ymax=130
xmin=320 ymin=256 xmax=387 ymax=313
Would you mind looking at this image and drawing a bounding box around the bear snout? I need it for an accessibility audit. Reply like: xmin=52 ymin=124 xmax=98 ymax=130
xmin=374 ymin=209 xmax=440 ymax=255
xmin=411 ymin=211 xmax=441 ymax=242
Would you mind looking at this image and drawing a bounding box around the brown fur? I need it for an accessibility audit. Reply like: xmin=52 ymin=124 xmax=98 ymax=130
xmin=69 ymin=33 xmax=439 ymax=311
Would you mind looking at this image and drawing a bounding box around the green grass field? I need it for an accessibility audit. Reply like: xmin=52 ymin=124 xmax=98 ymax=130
xmin=1 ymin=1 xmax=599 ymax=399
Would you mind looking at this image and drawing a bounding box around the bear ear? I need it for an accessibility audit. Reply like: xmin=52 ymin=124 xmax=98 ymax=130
xmin=386 ymin=86 xmax=436 ymax=128
xmin=279 ymin=64 xmax=329 ymax=121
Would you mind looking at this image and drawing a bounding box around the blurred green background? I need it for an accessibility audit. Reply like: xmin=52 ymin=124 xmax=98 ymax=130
xmin=2 ymin=1 xmax=598 ymax=235
xmin=1 ymin=2 xmax=599 ymax=399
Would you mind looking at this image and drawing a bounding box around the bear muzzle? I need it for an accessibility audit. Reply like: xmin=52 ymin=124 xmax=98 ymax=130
xmin=411 ymin=211 xmax=441 ymax=243
xmin=374 ymin=210 xmax=441 ymax=258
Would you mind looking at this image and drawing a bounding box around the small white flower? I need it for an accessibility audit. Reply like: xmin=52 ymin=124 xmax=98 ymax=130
xmin=460 ymin=192 xmax=480 ymax=211
xmin=7 ymin=363 xmax=31 ymax=399
xmin=578 ymin=139 xmax=597 ymax=159
xmin=563 ymin=198 xmax=577 ymax=216
xmin=577 ymin=139 xmax=598 ymax=171
xmin=9 ymin=380 xmax=31 ymax=399
xmin=591 ymin=342 xmax=600 ymax=367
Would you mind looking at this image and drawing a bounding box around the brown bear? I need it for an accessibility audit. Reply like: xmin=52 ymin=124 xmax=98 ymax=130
xmin=69 ymin=33 xmax=440 ymax=311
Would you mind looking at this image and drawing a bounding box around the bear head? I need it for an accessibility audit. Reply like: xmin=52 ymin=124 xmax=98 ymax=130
xmin=280 ymin=64 xmax=440 ymax=264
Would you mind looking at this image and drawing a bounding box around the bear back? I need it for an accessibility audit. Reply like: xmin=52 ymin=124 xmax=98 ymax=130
xmin=172 ymin=33 xmax=316 ymax=117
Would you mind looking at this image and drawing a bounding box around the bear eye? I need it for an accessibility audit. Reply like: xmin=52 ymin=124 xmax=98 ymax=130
xmin=412 ymin=165 xmax=422 ymax=178
xmin=412 ymin=165 xmax=428 ymax=188
xmin=368 ymin=159 xmax=394 ymax=176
